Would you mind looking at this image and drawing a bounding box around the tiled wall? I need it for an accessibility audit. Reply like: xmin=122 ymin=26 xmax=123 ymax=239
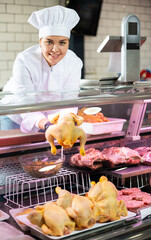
xmin=0 ymin=0 xmax=59 ymax=88
xmin=0 ymin=0 xmax=151 ymax=88
xmin=85 ymin=0 xmax=151 ymax=80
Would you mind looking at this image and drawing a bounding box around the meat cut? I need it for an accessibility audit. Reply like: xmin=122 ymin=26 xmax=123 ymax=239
xmin=134 ymin=147 xmax=151 ymax=165
xmin=69 ymin=148 xmax=104 ymax=170
xmin=69 ymin=147 xmax=142 ymax=169
xmin=117 ymin=188 xmax=151 ymax=213
xmin=102 ymin=147 xmax=142 ymax=167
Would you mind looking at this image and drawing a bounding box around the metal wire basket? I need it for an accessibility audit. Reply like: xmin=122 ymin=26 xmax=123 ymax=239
xmin=4 ymin=167 xmax=91 ymax=208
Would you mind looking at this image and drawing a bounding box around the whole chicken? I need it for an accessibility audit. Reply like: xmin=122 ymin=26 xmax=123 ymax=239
xmin=56 ymin=187 xmax=96 ymax=230
xmin=87 ymin=176 xmax=128 ymax=222
xmin=27 ymin=202 xmax=75 ymax=236
xmin=45 ymin=111 xmax=87 ymax=156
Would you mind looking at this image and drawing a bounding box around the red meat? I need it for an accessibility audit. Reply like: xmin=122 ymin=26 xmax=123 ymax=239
xmin=142 ymin=196 xmax=151 ymax=205
xmin=102 ymin=147 xmax=142 ymax=167
xmin=134 ymin=147 xmax=151 ymax=157
xmin=121 ymin=188 xmax=141 ymax=195
xmin=69 ymin=148 xmax=104 ymax=170
xmin=125 ymin=200 xmax=144 ymax=212
xmin=117 ymin=195 xmax=133 ymax=202
xmin=142 ymin=151 xmax=151 ymax=166
xmin=131 ymin=192 xmax=150 ymax=201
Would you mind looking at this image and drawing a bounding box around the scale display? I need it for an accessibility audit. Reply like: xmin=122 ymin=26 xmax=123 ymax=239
xmin=128 ymin=22 xmax=137 ymax=35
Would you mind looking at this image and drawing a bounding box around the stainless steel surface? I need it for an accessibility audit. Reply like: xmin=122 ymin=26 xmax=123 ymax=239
xmin=121 ymin=15 xmax=141 ymax=82
xmin=126 ymin=101 xmax=147 ymax=140
xmin=103 ymin=165 xmax=151 ymax=187
xmin=110 ymin=165 xmax=151 ymax=178
xmin=1 ymin=87 xmax=151 ymax=115
xmin=97 ymin=35 xmax=146 ymax=52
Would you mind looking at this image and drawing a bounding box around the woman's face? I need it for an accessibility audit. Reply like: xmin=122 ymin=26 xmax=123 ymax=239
xmin=40 ymin=36 xmax=69 ymax=67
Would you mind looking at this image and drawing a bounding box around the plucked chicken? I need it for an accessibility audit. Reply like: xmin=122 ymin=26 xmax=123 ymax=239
xmin=87 ymin=176 xmax=128 ymax=223
xmin=45 ymin=111 xmax=87 ymax=156
xmin=56 ymin=186 xmax=96 ymax=229
xmin=27 ymin=201 xmax=75 ymax=236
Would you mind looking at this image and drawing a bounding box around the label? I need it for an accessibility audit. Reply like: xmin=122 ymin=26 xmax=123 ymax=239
xmin=140 ymin=206 xmax=151 ymax=220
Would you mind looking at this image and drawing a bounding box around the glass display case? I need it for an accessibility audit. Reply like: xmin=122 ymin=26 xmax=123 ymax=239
xmin=0 ymin=82 xmax=151 ymax=240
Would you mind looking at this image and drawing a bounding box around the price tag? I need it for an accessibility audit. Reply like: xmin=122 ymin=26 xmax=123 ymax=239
xmin=139 ymin=206 xmax=151 ymax=220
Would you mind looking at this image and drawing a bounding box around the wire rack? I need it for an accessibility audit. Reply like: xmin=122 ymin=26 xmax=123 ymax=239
xmin=4 ymin=167 xmax=91 ymax=209
xmin=102 ymin=171 xmax=151 ymax=189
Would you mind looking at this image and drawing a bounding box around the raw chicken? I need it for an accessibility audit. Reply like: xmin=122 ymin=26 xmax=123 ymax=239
xmin=27 ymin=201 xmax=75 ymax=236
xmin=87 ymin=176 xmax=128 ymax=222
xmin=56 ymin=187 xmax=96 ymax=229
xmin=45 ymin=111 xmax=87 ymax=156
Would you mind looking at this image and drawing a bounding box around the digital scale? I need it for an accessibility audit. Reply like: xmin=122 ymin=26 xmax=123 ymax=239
xmin=97 ymin=14 xmax=146 ymax=83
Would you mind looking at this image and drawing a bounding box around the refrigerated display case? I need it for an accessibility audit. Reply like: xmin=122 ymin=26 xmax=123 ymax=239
xmin=0 ymin=83 xmax=151 ymax=240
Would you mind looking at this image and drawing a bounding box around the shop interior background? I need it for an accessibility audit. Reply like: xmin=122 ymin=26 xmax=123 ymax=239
xmin=0 ymin=0 xmax=151 ymax=90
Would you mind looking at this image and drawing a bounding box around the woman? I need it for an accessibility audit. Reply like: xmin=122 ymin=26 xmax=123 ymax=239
xmin=1 ymin=5 xmax=82 ymax=133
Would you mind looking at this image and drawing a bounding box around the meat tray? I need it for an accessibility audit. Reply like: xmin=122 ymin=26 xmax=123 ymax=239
xmin=16 ymin=211 xmax=136 ymax=240
xmin=80 ymin=118 xmax=126 ymax=135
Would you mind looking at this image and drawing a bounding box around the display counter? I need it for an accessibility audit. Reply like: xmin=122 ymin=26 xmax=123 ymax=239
xmin=0 ymin=83 xmax=151 ymax=239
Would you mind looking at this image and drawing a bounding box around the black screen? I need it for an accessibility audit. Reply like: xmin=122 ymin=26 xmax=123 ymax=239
xmin=66 ymin=0 xmax=103 ymax=36
xmin=128 ymin=22 xmax=137 ymax=35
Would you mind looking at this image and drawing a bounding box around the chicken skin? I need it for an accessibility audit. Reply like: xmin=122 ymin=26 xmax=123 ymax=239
xmin=87 ymin=176 xmax=128 ymax=223
xmin=27 ymin=202 xmax=75 ymax=236
xmin=56 ymin=187 xmax=96 ymax=230
xmin=45 ymin=111 xmax=87 ymax=156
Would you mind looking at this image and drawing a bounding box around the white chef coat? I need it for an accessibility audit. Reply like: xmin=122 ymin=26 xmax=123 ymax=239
xmin=2 ymin=45 xmax=83 ymax=133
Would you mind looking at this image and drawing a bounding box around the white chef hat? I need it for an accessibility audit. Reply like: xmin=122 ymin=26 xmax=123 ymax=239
xmin=28 ymin=5 xmax=80 ymax=39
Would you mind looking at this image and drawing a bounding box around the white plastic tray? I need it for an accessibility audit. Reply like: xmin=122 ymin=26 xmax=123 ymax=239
xmin=80 ymin=118 xmax=126 ymax=135
xmin=9 ymin=208 xmax=31 ymax=231
xmin=0 ymin=210 xmax=10 ymax=221
xmin=16 ymin=211 xmax=136 ymax=240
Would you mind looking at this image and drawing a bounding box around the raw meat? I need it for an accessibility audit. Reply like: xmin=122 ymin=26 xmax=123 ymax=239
xmin=117 ymin=195 xmax=133 ymax=202
xmin=124 ymin=200 xmax=144 ymax=212
xmin=102 ymin=147 xmax=142 ymax=167
xmin=117 ymin=188 xmax=151 ymax=212
xmin=142 ymin=196 xmax=151 ymax=205
xmin=134 ymin=147 xmax=151 ymax=157
xmin=131 ymin=192 xmax=150 ymax=201
xmin=142 ymin=151 xmax=151 ymax=166
xmin=87 ymin=176 xmax=128 ymax=223
xmin=121 ymin=188 xmax=141 ymax=195
xmin=134 ymin=146 xmax=151 ymax=165
xmin=78 ymin=107 xmax=109 ymax=123
xmin=69 ymin=148 xmax=104 ymax=170
xmin=45 ymin=111 xmax=87 ymax=156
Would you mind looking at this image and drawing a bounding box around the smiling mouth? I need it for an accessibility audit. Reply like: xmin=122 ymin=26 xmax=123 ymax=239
xmin=49 ymin=53 xmax=60 ymax=59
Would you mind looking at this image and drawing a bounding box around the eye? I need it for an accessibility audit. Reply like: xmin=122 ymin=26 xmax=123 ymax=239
xmin=46 ymin=40 xmax=53 ymax=45
xmin=59 ymin=41 xmax=66 ymax=45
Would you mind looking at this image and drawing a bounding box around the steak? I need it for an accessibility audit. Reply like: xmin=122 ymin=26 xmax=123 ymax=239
xmin=134 ymin=147 xmax=151 ymax=157
xmin=142 ymin=151 xmax=151 ymax=166
xmin=102 ymin=147 xmax=142 ymax=167
xmin=69 ymin=148 xmax=104 ymax=170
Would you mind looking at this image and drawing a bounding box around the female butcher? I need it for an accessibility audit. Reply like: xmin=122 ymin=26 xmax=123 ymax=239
xmin=1 ymin=5 xmax=82 ymax=133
